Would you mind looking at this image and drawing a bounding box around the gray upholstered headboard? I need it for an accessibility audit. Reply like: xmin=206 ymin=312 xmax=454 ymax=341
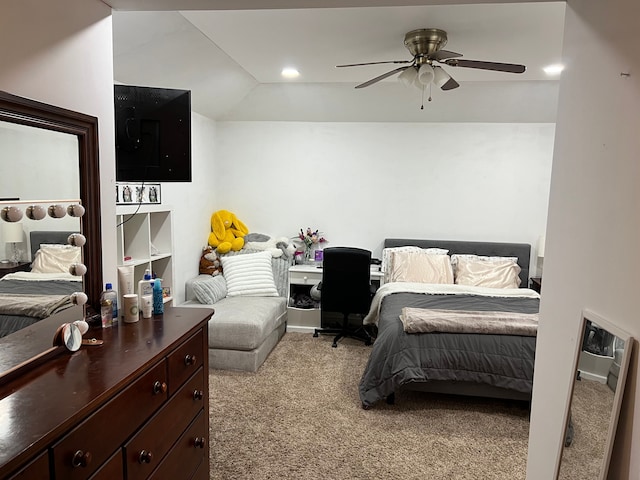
xmin=384 ymin=238 xmax=531 ymax=288
xmin=30 ymin=231 xmax=79 ymax=261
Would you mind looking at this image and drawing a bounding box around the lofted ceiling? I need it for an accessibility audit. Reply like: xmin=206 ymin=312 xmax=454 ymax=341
xmin=109 ymin=1 xmax=566 ymax=122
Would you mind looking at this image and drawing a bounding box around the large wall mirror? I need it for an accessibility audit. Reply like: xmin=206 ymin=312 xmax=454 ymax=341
xmin=557 ymin=309 xmax=634 ymax=479
xmin=0 ymin=91 xmax=102 ymax=316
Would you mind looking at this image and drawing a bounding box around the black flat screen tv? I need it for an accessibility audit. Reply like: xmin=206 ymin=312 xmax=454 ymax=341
xmin=115 ymin=84 xmax=191 ymax=182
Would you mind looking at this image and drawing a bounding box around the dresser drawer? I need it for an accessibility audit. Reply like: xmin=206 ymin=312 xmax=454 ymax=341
xmin=148 ymin=410 xmax=207 ymax=480
xmin=190 ymin=457 xmax=208 ymax=480
xmin=125 ymin=367 xmax=205 ymax=480
xmin=167 ymin=330 xmax=204 ymax=395
xmin=7 ymin=450 xmax=48 ymax=479
xmin=289 ymin=270 xmax=322 ymax=285
xmin=88 ymin=450 xmax=123 ymax=480
xmin=52 ymin=360 xmax=168 ymax=480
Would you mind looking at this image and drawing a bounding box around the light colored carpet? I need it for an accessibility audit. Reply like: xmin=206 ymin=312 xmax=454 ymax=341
xmin=209 ymin=332 xmax=532 ymax=479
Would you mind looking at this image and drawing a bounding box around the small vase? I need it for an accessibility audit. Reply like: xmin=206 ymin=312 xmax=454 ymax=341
xmin=304 ymin=248 xmax=314 ymax=264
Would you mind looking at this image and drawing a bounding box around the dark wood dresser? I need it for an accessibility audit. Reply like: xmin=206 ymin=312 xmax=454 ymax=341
xmin=0 ymin=306 xmax=213 ymax=480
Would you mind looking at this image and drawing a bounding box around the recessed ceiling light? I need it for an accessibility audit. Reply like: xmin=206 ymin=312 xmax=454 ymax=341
xmin=281 ymin=67 xmax=300 ymax=79
xmin=543 ymin=64 xmax=564 ymax=76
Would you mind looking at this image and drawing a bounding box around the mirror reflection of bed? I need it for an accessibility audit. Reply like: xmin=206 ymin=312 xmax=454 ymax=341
xmin=1 ymin=92 xmax=103 ymax=346
xmin=557 ymin=311 xmax=633 ymax=480
xmin=0 ymin=230 xmax=81 ymax=337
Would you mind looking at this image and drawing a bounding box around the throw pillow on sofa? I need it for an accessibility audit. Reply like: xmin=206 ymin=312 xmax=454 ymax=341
xmin=192 ymin=275 xmax=228 ymax=304
xmin=221 ymin=250 xmax=279 ymax=297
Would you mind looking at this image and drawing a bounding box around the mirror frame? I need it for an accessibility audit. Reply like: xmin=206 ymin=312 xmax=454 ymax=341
xmin=556 ymin=308 xmax=634 ymax=479
xmin=0 ymin=91 xmax=102 ymax=311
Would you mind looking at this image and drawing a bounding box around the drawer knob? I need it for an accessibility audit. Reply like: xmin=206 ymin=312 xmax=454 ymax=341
xmin=193 ymin=389 xmax=204 ymax=401
xmin=71 ymin=450 xmax=92 ymax=468
xmin=138 ymin=450 xmax=153 ymax=464
xmin=152 ymin=381 xmax=167 ymax=395
xmin=184 ymin=354 xmax=197 ymax=366
xmin=194 ymin=437 xmax=206 ymax=449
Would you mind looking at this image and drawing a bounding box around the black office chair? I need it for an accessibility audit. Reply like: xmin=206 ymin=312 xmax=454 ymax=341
xmin=313 ymin=247 xmax=375 ymax=348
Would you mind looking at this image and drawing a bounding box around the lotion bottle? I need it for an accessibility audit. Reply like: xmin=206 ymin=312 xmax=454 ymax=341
xmin=138 ymin=269 xmax=153 ymax=304
xmin=153 ymin=278 xmax=164 ymax=315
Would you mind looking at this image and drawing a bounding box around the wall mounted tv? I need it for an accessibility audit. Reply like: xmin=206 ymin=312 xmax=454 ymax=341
xmin=115 ymin=84 xmax=191 ymax=182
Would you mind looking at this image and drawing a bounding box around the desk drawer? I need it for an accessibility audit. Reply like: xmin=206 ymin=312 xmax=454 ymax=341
xmin=167 ymin=330 xmax=204 ymax=395
xmin=125 ymin=367 xmax=205 ymax=480
xmin=289 ymin=271 xmax=322 ymax=285
xmin=52 ymin=360 xmax=168 ymax=480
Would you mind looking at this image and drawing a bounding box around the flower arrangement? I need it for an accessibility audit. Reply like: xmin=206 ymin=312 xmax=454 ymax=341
xmin=294 ymin=228 xmax=327 ymax=261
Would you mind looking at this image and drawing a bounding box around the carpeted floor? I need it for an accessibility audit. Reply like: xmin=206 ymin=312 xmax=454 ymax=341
xmin=209 ymin=332 xmax=532 ymax=479
xmin=557 ymin=377 xmax=616 ymax=479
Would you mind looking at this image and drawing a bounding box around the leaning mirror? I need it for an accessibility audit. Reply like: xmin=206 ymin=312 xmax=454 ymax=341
xmin=557 ymin=309 xmax=634 ymax=480
xmin=0 ymin=91 xmax=102 ymax=340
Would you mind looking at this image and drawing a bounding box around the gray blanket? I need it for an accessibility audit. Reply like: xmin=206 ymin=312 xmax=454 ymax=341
xmin=0 ymin=278 xmax=79 ymax=338
xmin=399 ymin=307 xmax=539 ymax=336
xmin=359 ymin=291 xmax=539 ymax=408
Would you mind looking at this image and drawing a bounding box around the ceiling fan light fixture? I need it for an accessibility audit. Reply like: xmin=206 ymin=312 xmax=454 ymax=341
xmin=417 ymin=64 xmax=435 ymax=86
xmin=398 ymin=67 xmax=418 ymax=87
xmin=433 ymin=66 xmax=451 ymax=88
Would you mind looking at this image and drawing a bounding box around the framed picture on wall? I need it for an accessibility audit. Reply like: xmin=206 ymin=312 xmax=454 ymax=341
xmin=116 ymin=182 xmax=161 ymax=205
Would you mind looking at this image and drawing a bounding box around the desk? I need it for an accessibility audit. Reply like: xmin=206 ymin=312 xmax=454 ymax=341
xmin=287 ymin=265 xmax=383 ymax=333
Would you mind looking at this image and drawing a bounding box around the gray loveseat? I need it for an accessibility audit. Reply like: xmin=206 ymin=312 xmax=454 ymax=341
xmin=182 ymin=249 xmax=289 ymax=372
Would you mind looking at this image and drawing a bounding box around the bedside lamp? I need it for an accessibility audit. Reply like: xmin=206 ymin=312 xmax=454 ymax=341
xmin=3 ymin=221 xmax=23 ymax=263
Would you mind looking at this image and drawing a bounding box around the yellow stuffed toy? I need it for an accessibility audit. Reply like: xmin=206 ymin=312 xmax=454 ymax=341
xmin=207 ymin=209 xmax=249 ymax=254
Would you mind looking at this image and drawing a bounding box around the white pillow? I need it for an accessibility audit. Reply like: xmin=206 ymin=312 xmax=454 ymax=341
xmin=382 ymin=246 xmax=449 ymax=283
xmin=221 ymin=251 xmax=278 ymax=297
xmin=454 ymin=256 xmax=522 ymax=289
xmin=192 ymin=275 xmax=228 ymax=304
xmin=31 ymin=244 xmax=81 ymax=274
xmin=388 ymin=251 xmax=453 ymax=284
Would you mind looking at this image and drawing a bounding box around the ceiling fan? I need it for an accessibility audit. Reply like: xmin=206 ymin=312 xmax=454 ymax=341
xmin=337 ymin=28 xmax=526 ymax=92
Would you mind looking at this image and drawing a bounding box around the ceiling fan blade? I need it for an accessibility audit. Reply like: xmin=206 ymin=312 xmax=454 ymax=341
xmin=337 ymin=60 xmax=411 ymax=68
xmin=355 ymin=66 xmax=409 ymax=89
xmin=444 ymin=58 xmax=526 ymax=74
xmin=441 ymin=76 xmax=460 ymax=91
xmin=428 ymin=50 xmax=463 ymax=61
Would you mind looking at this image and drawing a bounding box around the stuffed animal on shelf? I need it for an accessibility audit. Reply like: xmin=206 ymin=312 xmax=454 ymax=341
xmin=199 ymin=245 xmax=223 ymax=276
xmin=207 ymin=209 xmax=249 ymax=254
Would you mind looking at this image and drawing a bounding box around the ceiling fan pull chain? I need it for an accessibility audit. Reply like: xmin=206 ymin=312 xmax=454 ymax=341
xmin=421 ymin=84 xmax=425 ymax=110
xmin=428 ymin=82 xmax=433 ymax=102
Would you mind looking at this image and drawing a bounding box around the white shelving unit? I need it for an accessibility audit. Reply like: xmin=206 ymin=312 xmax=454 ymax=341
xmin=116 ymin=205 xmax=174 ymax=306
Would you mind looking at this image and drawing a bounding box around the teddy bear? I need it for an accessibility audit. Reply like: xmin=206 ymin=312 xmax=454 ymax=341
xmin=199 ymin=245 xmax=223 ymax=276
xmin=207 ymin=209 xmax=249 ymax=254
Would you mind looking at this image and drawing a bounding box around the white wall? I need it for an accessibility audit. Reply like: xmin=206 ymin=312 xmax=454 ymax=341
xmin=214 ymin=121 xmax=553 ymax=261
xmin=160 ymin=111 xmax=218 ymax=304
xmin=0 ymin=0 xmax=117 ymax=294
xmin=527 ymin=0 xmax=640 ymax=478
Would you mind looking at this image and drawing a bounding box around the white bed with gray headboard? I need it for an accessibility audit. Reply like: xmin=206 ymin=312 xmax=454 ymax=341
xmin=359 ymin=238 xmax=539 ymax=408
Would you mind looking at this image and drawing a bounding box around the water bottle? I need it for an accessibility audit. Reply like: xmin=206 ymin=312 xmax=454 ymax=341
xmin=153 ymin=278 xmax=164 ymax=315
xmin=100 ymin=283 xmax=118 ymax=327
xmin=101 ymin=283 xmax=118 ymax=323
